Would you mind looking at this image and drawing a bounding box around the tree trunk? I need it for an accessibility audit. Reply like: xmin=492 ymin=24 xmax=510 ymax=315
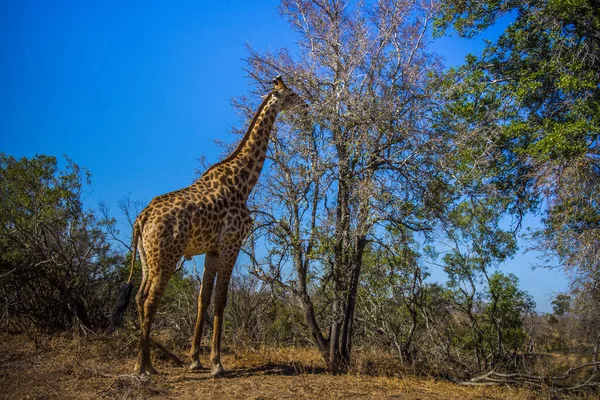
xmin=295 ymin=251 xmax=329 ymax=361
xmin=329 ymin=140 xmax=350 ymax=373
xmin=340 ymin=237 xmax=367 ymax=365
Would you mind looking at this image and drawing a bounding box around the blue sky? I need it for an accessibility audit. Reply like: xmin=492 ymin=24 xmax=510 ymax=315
xmin=0 ymin=1 xmax=567 ymax=312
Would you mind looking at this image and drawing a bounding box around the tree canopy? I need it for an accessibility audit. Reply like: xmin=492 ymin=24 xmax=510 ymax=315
xmin=435 ymin=0 xmax=600 ymax=290
xmin=0 ymin=153 xmax=121 ymax=331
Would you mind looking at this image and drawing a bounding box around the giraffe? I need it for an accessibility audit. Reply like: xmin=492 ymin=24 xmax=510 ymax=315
xmin=116 ymin=76 xmax=304 ymax=376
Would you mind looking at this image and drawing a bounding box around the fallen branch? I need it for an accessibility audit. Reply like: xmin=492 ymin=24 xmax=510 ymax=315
xmin=462 ymin=362 xmax=600 ymax=391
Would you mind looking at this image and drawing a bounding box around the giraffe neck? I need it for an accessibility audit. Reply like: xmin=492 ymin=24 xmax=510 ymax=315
xmin=200 ymin=92 xmax=282 ymax=199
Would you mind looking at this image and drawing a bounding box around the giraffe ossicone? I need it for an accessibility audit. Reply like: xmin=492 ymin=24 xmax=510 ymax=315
xmin=114 ymin=76 xmax=305 ymax=376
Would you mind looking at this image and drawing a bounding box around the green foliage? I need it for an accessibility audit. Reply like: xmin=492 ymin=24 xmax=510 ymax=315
xmin=357 ymin=238 xmax=438 ymax=362
xmin=445 ymin=267 xmax=534 ymax=369
xmin=436 ymin=189 xmax=534 ymax=369
xmin=0 ymin=153 xmax=122 ymax=332
xmin=356 ymin=218 xmax=534 ymax=372
xmin=438 ymin=0 xmax=599 ymax=164
xmin=485 ymin=272 xmax=534 ymax=344
xmin=551 ymin=293 xmax=571 ymax=316
xmin=435 ymin=0 xmax=600 ymax=303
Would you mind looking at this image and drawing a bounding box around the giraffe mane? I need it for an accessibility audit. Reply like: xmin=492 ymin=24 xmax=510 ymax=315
xmin=199 ymin=91 xmax=275 ymax=178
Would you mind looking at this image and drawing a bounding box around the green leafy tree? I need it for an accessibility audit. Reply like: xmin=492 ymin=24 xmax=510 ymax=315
xmin=436 ymin=195 xmax=535 ymax=370
xmin=0 ymin=154 xmax=121 ymax=331
xmin=552 ymin=293 xmax=571 ymax=316
xmin=356 ymin=230 xmax=426 ymax=363
xmin=484 ymin=272 xmax=535 ymax=362
xmin=435 ymin=0 xmax=599 ymax=318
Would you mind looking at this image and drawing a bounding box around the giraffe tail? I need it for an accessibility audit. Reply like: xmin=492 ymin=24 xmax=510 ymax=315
xmin=108 ymin=219 xmax=140 ymax=333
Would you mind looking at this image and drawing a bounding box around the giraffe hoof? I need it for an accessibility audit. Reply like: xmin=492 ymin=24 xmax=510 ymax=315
xmin=135 ymin=363 xmax=159 ymax=375
xmin=189 ymin=361 xmax=204 ymax=371
xmin=211 ymin=364 xmax=225 ymax=377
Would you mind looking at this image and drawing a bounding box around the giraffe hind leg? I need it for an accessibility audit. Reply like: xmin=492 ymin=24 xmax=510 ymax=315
xmin=135 ymin=242 xmax=149 ymax=328
xmin=135 ymin=275 xmax=159 ymax=375
xmin=135 ymin=257 xmax=178 ymax=375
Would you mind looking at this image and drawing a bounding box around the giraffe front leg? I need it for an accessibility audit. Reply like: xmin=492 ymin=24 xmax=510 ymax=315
xmin=210 ymin=254 xmax=236 ymax=377
xmin=189 ymin=253 xmax=218 ymax=371
xmin=209 ymin=208 xmax=250 ymax=377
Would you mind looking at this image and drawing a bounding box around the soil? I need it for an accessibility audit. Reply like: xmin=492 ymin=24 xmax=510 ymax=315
xmin=0 ymin=333 xmax=540 ymax=399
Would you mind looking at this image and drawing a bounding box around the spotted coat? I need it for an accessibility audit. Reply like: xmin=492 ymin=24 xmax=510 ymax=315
xmin=130 ymin=76 xmax=304 ymax=376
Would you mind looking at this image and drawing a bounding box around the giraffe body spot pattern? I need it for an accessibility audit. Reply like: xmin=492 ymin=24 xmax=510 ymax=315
xmin=127 ymin=76 xmax=305 ymax=376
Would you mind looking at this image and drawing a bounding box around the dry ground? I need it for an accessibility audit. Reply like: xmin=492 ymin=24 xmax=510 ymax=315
xmin=0 ymin=333 xmax=571 ymax=399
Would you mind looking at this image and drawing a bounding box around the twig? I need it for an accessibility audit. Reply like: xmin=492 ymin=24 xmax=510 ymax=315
xmin=0 ymin=268 xmax=16 ymax=279
xmin=150 ymin=339 xmax=184 ymax=367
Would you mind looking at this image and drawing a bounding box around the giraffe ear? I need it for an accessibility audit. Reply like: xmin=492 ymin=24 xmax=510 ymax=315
xmin=272 ymin=75 xmax=286 ymax=91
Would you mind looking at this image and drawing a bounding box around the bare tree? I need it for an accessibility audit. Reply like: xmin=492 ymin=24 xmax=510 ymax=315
xmin=233 ymin=0 xmax=445 ymax=372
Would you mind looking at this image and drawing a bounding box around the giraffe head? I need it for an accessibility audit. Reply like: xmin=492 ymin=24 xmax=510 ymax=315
xmin=272 ymin=76 xmax=306 ymax=112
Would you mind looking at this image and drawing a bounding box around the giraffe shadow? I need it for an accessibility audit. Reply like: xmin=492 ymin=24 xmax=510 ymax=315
xmin=184 ymin=362 xmax=326 ymax=380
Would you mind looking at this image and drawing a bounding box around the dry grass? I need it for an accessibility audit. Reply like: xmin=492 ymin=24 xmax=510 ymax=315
xmin=0 ymin=332 xmax=590 ymax=399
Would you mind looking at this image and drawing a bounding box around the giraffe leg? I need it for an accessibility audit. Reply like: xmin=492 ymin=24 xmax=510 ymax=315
xmin=189 ymin=252 xmax=218 ymax=371
xmin=135 ymin=268 xmax=174 ymax=375
xmin=210 ymin=249 xmax=237 ymax=377
xmin=135 ymin=242 xmax=149 ymax=328
xmin=136 ymin=277 xmax=160 ymax=375
xmin=135 ymin=283 xmax=147 ymax=338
